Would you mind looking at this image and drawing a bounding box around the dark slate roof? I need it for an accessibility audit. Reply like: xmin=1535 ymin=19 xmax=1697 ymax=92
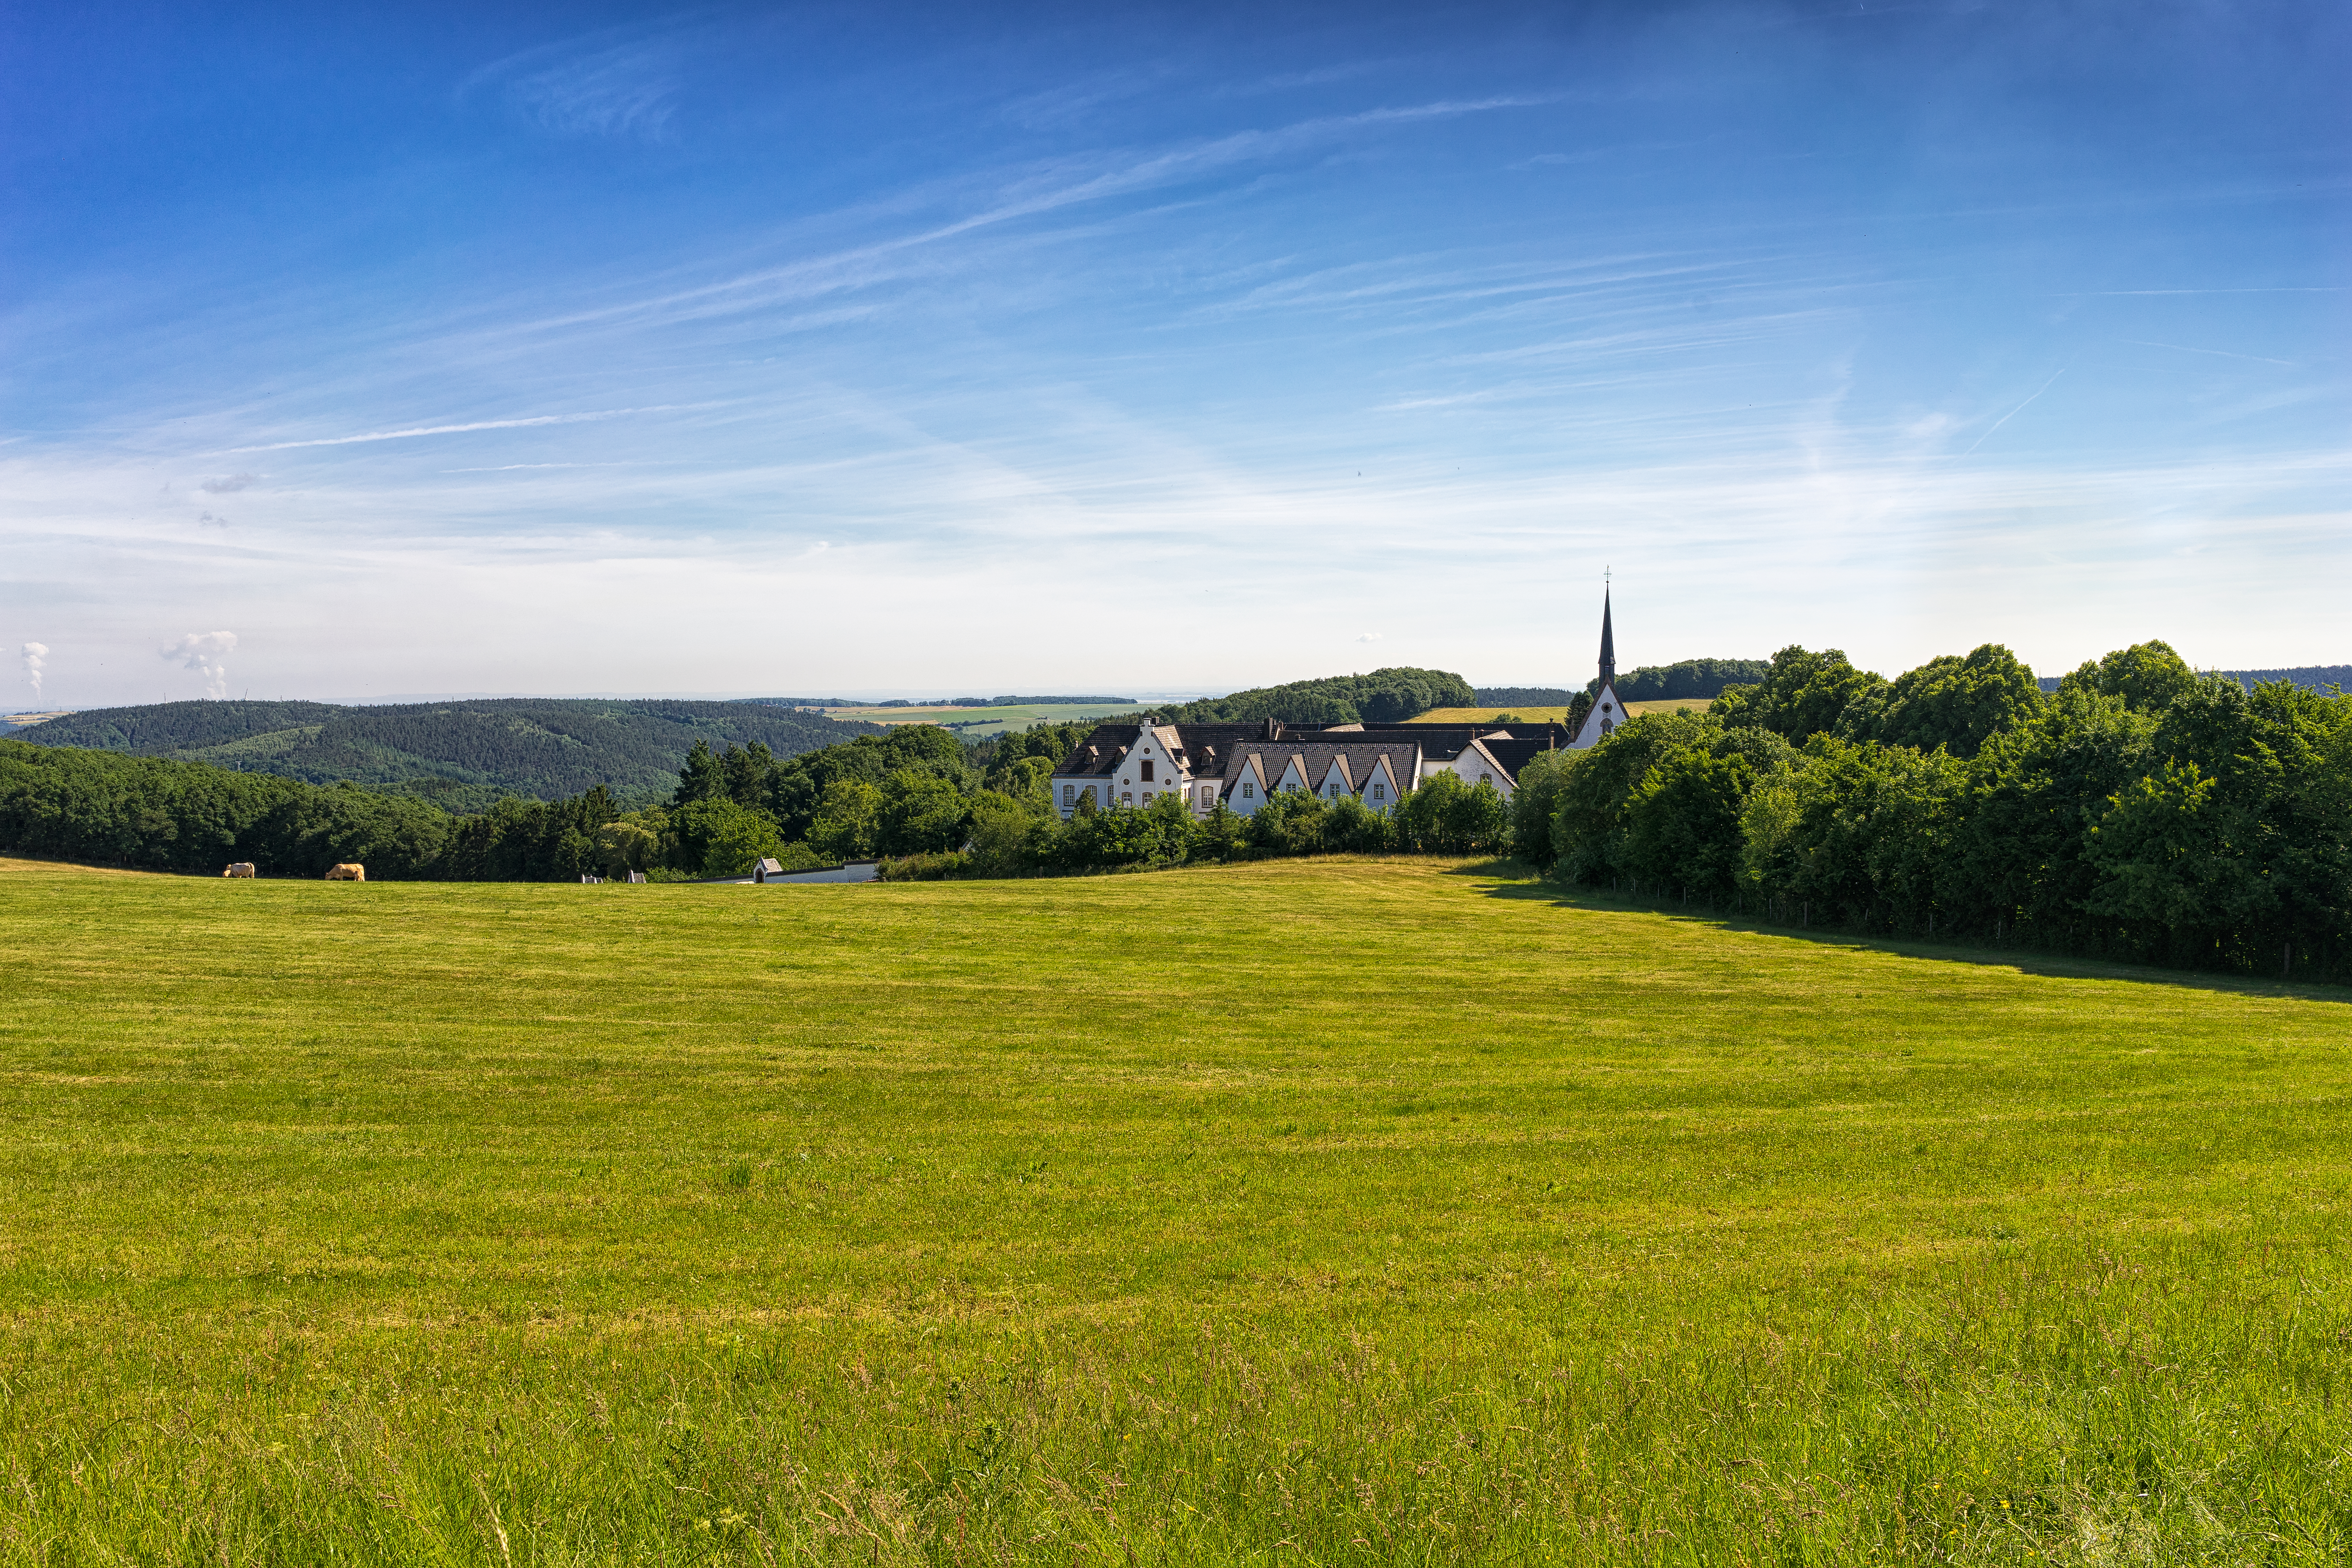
xmin=1050 ymin=717 xmax=1565 ymax=786
xmin=1339 ymin=722 xmax=1568 ymax=767
xmin=1051 ymin=720 xmax=1275 ymax=780
xmin=1230 ymin=740 xmax=1425 ymax=799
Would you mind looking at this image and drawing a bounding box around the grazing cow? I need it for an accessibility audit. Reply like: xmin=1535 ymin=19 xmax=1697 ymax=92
xmin=223 ymin=862 xmax=256 ymax=878
xmin=325 ymin=863 xmax=365 ymax=881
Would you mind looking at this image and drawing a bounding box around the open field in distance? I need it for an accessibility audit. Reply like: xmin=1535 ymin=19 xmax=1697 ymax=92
xmin=1412 ymin=698 xmax=1714 ymax=724
xmin=804 ymin=701 xmax=1146 ymax=736
xmin=0 ymin=711 xmax=75 ymax=735
xmin=2 ymin=854 xmax=2348 ymax=1563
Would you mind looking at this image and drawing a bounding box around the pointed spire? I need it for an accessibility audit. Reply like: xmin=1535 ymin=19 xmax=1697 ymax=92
xmin=1597 ymin=581 xmax=1616 ymax=690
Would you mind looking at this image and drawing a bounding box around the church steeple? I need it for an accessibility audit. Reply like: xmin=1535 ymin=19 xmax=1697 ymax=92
xmin=1597 ymin=582 xmax=1616 ymax=690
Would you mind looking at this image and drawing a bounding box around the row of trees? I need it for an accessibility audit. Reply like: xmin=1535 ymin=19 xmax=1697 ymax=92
xmin=0 ymin=742 xmax=490 ymax=879
xmin=1510 ymin=642 xmax=2352 ymax=982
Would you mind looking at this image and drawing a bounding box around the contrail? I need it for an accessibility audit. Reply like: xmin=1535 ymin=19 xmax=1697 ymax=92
xmin=1963 ymin=364 xmax=2069 ymax=457
xmin=220 ymin=405 xmax=685 ymax=454
xmin=2120 ymin=338 xmax=2294 ymax=367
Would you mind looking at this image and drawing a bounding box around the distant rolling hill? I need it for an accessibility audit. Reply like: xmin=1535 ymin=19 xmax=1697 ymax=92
xmin=11 ymin=698 xmax=884 ymax=811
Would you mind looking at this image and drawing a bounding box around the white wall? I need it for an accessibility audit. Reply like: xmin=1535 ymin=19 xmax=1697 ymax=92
xmin=1447 ymin=743 xmax=1515 ymax=801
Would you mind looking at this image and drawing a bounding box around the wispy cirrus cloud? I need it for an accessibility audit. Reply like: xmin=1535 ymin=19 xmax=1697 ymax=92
xmin=500 ymin=96 xmax=1548 ymax=339
xmin=462 ymin=27 xmax=696 ymax=140
xmin=218 ymin=406 xmax=689 ymax=454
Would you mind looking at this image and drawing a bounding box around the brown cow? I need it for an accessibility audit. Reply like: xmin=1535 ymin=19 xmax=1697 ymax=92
xmin=325 ymin=863 xmax=365 ymax=881
xmin=223 ymin=862 xmax=256 ymax=878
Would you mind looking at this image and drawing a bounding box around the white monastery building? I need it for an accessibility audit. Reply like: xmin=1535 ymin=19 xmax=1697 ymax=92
xmin=1049 ymin=589 xmax=1631 ymax=820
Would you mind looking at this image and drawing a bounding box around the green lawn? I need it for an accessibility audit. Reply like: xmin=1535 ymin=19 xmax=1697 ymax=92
xmin=3 ymin=854 xmax=2349 ymax=1564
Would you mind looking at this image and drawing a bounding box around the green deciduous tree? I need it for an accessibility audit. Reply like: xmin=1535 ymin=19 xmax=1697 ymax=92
xmin=1864 ymin=643 xmax=2043 ymax=758
xmin=669 ymin=797 xmax=787 ymax=878
xmin=874 ymin=769 xmax=972 ymax=857
xmin=2058 ymin=640 xmax=2200 ymax=713
xmin=1711 ymin=647 xmax=1889 ymax=745
xmin=809 ymin=780 xmax=882 ymax=861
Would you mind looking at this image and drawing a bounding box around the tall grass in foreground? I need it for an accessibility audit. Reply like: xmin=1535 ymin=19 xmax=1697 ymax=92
xmin=1 ymin=855 xmax=2348 ymax=1564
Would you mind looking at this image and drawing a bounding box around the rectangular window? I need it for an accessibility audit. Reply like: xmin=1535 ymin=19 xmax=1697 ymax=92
xmin=1372 ymin=783 xmax=1384 ymax=800
xmin=1241 ymin=781 xmax=1254 ymax=799
xmin=1062 ymin=784 xmax=1074 ymax=805
xmin=1122 ymin=793 xmax=1132 ymax=805
xmin=1140 ymin=759 xmax=1154 ymax=782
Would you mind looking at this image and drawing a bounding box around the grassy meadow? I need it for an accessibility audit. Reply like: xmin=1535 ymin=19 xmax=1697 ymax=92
xmin=3 ymin=854 xmax=2350 ymax=1564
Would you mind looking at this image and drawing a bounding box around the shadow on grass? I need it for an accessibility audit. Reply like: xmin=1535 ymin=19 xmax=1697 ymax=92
xmin=1458 ymin=860 xmax=2352 ymax=1006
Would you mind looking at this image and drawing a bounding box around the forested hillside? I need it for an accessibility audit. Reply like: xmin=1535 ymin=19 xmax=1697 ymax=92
xmin=1157 ymin=668 xmax=1474 ymax=726
xmin=1479 ymin=659 xmax=1769 ymax=708
xmin=11 ymin=698 xmax=877 ymax=808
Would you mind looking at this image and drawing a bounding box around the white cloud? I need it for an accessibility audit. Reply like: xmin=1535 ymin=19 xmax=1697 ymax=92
xmin=161 ymin=630 xmax=238 ymax=700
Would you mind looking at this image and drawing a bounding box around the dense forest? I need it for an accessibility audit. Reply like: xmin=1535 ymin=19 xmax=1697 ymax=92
xmin=11 ymin=698 xmax=875 ymax=808
xmin=1156 ymin=668 xmax=1474 ymax=726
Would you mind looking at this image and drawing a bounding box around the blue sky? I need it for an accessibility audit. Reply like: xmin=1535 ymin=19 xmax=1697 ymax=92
xmin=5 ymin=1 xmax=2345 ymax=706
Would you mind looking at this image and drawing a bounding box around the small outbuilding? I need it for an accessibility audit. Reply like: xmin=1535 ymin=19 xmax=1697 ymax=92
xmin=750 ymin=858 xmax=786 ymax=883
xmin=759 ymin=860 xmax=881 ymax=885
